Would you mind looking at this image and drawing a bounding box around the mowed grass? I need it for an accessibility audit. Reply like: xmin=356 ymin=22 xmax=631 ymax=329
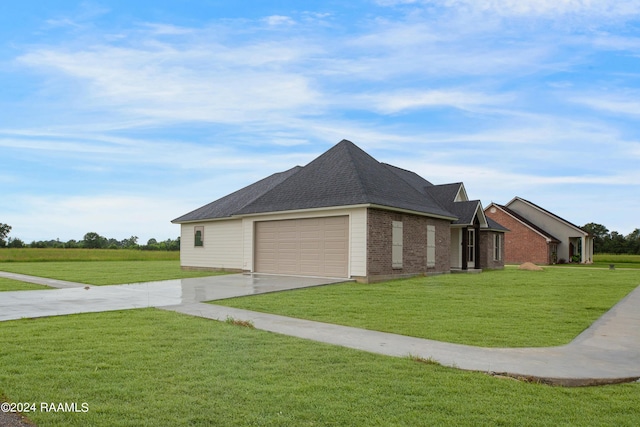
xmin=592 ymin=254 xmax=640 ymax=269
xmin=0 ymin=248 xmax=180 ymax=262
xmin=1 ymin=309 xmax=639 ymax=427
xmin=216 ymin=268 xmax=640 ymax=348
xmin=0 ymin=249 xmax=222 ymax=287
xmin=0 ymin=260 xmax=222 ymax=286
xmin=0 ymin=277 xmax=50 ymax=292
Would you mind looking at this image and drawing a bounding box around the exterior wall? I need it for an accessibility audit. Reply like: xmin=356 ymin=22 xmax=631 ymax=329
xmin=507 ymin=199 xmax=590 ymax=263
xmin=180 ymin=219 xmax=244 ymax=270
xmin=479 ymin=230 xmax=505 ymax=270
xmin=366 ymin=208 xmax=450 ymax=282
xmin=241 ymin=207 xmax=368 ymax=277
xmin=485 ymin=208 xmax=551 ymax=265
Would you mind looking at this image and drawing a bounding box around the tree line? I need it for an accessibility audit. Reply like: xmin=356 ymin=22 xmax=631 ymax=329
xmin=2 ymin=221 xmax=639 ymax=254
xmin=0 ymin=224 xmax=179 ymax=251
xmin=581 ymin=223 xmax=640 ymax=254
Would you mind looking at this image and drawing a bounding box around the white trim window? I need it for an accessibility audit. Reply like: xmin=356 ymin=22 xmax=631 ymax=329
xmin=194 ymin=226 xmax=204 ymax=247
xmin=493 ymin=233 xmax=502 ymax=261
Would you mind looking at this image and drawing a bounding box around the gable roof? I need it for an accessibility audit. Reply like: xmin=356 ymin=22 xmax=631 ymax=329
xmin=506 ymin=197 xmax=588 ymax=236
xmin=487 ymin=203 xmax=559 ymax=242
xmin=173 ymin=139 xmax=507 ymax=227
xmin=424 ymin=183 xmax=485 ymax=227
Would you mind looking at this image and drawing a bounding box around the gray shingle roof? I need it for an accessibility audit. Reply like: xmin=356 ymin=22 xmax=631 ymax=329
xmin=425 ymin=183 xmax=480 ymax=225
xmin=234 ymin=140 xmax=455 ymax=218
xmin=173 ymin=139 xmax=508 ymax=226
xmin=171 ymin=166 xmax=301 ymax=223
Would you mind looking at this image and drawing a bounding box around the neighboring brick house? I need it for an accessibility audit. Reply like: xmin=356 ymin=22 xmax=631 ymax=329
xmin=173 ymin=140 xmax=507 ymax=282
xmin=485 ymin=198 xmax=593 ymax=265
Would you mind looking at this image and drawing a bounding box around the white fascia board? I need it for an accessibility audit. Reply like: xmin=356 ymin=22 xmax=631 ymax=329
xmin=474 ymin=202 xmax=489 ymax=228
xmin=171 ymin=216 xmax=236 ymax=224
xmin=368 ymin=204 xmax=458 ymax=221
xmin=177 ymin=203 xmax=458 ymax=222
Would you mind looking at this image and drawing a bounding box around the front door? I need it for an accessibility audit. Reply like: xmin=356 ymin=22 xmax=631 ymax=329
xmin=467 ymin=228 xmax=475 ymax=268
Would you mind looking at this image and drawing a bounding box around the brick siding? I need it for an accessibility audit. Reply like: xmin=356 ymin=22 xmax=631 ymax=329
xmin=366 ymin=208 xmax=450 ymax=281
xmin=485 ymin=208 xmax=551 ymax=265
xmin=479 ymin=230 xmax=505 ymax=270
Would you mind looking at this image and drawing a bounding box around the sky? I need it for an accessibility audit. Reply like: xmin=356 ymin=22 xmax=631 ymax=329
xmin=2 ymin=0 xmax=640 ymax=244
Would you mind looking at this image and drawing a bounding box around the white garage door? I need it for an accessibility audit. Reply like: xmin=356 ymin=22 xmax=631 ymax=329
xmin=255 ymin=216 xmax=349 ymax=277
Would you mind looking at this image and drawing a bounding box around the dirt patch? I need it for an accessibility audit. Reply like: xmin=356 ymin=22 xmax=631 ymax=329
xmin=518 ymin=262 xmax=544 ymax=271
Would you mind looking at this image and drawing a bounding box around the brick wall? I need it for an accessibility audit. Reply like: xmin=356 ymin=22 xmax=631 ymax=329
xmin=485 ymin=208 xmax=550 ymax=265
xmin=366 ymin=208 xmax=450 ymax=281
xmin=479 ymin=230 xmax=505 ymax=270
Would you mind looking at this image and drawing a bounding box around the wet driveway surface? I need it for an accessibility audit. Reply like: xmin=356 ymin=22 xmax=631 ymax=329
xmin=0 ymin=273 xmax=347 ymax=321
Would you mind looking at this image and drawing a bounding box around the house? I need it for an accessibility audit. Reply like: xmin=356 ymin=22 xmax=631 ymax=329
xmin=172 ymin=140 xmax=506 ymax=282
xmin=485 ymin=197 xmax=593 ymax=265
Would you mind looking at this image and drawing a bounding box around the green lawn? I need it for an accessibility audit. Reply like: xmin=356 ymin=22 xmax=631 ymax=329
xmin=0 ymin=248 xmax=180 ymax=262
xmin=1 ymin=309 xmax=638 ymax=427
xmin=0 ymin=277 xmax=50 ymax=292
xmin=0 ymin=260 xmax=222 ymax=286
xmin=216 ymin=268 xmax=640 ymax=347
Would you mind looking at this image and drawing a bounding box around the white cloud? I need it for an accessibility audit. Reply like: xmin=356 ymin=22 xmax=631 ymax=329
xmin=572 ymin=94 xmax=640 ymax=117
xmin=395 ymin=0 xmax=640 ymax=18
xmin=264 ymin=15 xmax=296 ymax=26
xmin=362 ymin=89 xmax=511 ymax=114
xmin=17 ymin=41 xmax=321 ymax=126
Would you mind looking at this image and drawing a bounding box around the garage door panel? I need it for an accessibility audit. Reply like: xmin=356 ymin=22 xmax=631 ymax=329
xmin=255 ymin=216 xmax=348 ymax=277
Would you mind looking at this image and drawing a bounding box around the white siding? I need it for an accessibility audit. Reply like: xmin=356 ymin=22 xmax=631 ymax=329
xmin=180 ymin=220 xmax=243 ymax=269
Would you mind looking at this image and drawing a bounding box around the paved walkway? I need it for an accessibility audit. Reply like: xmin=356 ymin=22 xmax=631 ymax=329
xmin=1 ymin=271 xmax=639 ymax=386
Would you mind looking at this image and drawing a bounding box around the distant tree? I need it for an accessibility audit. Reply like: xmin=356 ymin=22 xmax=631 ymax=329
xmin=582 ymin=223 xmax=609 ymax=251
xmin=147 ymin=238 xmax=158 ymax=246
xmin=121 ymin=236 xmax=139 ymax=249
xmin=0 ymin=223 xmax=11 ymax=247
xmin=626 ymin=228 xmax=640 ymax=255
xmin=605 ymin=231 xmax=628 ymax=254
xmin=82 ymin=232 xmax=107 ymax=249
xmin=7 ymin=237 xmax=25 ymax=248
xmin=65 ymin=239 xmax=80 ymax=248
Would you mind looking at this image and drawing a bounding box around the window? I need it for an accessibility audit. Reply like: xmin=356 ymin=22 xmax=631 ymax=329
xmin=194 ymin=226 xmax=204 ymax=247
xmin=427 ymin=225 xmax=436 ymax=268
xmin=467 ymin=229 xmax=475 ymax=263
xmin=392 ymin=221 xmax=403 ymax=268
xmin=493 ymin=234 xmax=502 ymax=261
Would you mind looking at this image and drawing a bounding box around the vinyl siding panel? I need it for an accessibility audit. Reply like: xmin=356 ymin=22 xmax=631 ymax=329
xmin=180 ymin=220 xmax=243 ymax=269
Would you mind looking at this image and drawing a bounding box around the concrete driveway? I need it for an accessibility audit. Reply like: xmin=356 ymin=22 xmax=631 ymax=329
xmin=0 ymin=272 xmax=347 ymax=321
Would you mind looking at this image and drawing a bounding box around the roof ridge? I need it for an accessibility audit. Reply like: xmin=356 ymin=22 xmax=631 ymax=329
xmin=341 ymin=140 xmax=374 ymax=201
